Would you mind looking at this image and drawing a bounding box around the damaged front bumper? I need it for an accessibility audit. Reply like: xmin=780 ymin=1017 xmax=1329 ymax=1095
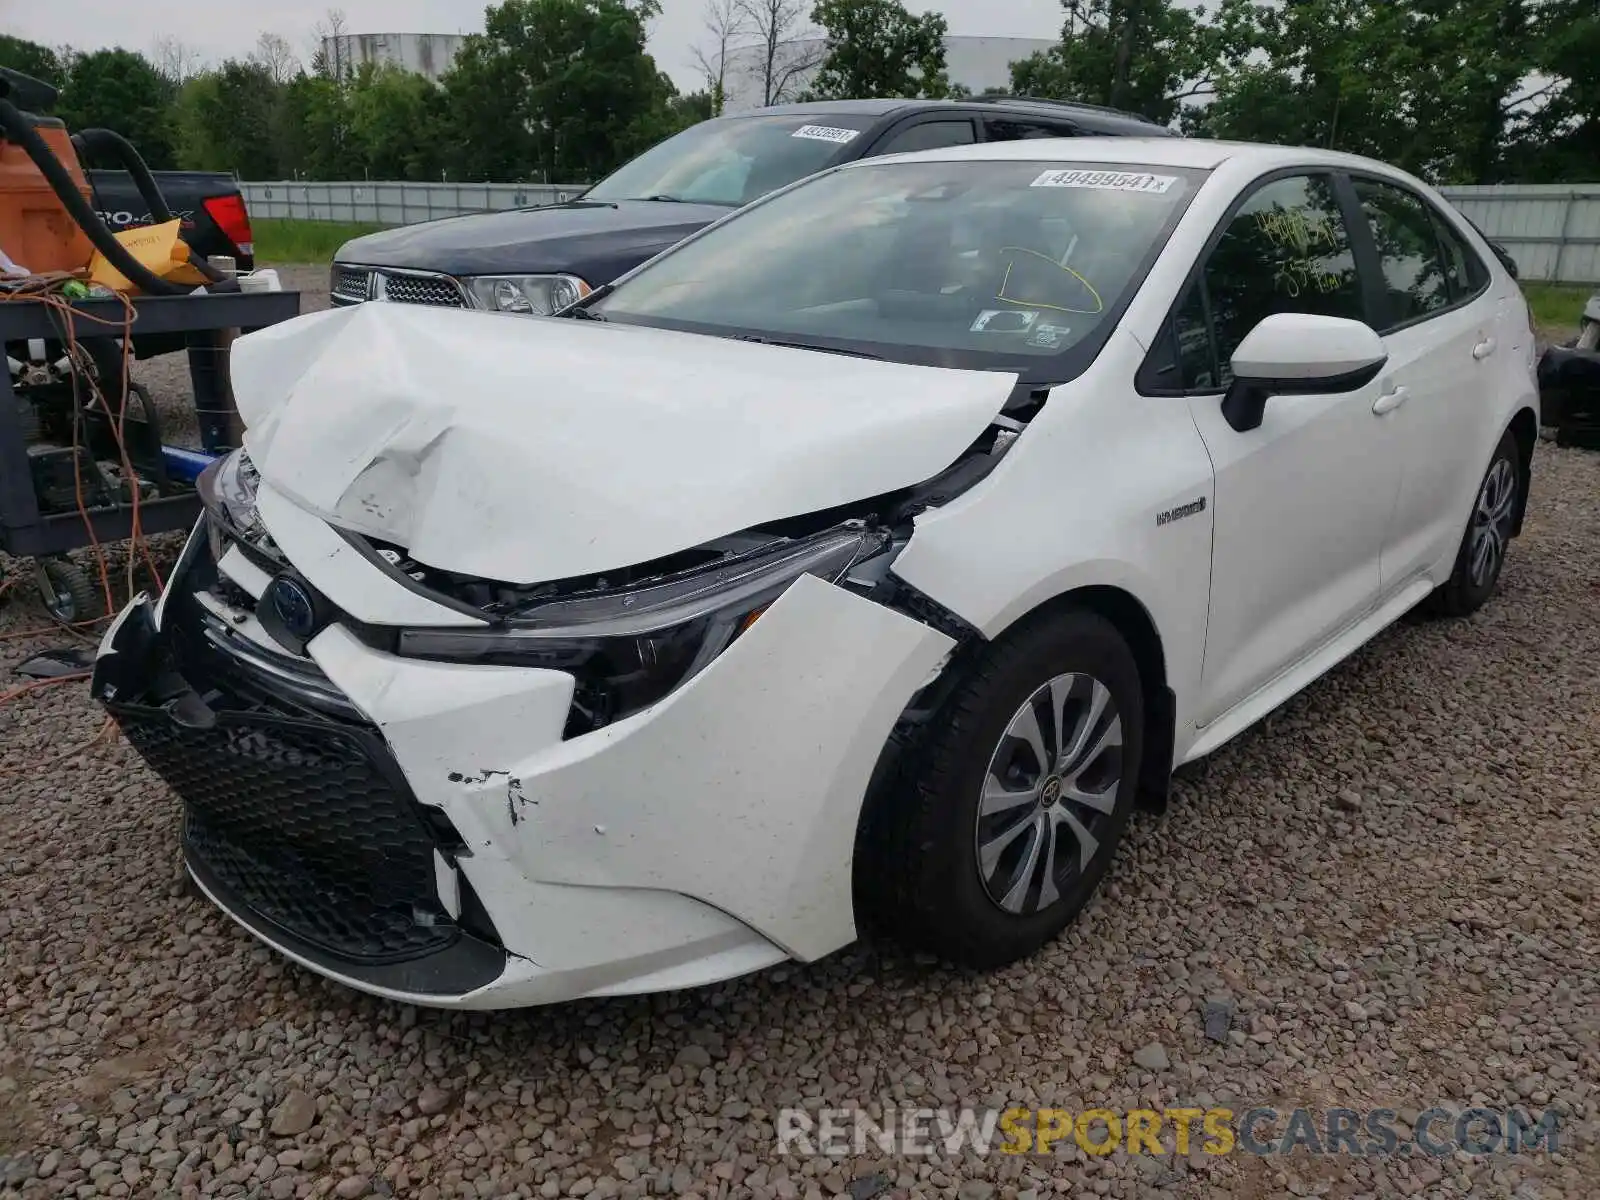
xmin=93 ymin=588 xmax=514 ymax=1000
xmin=92 ymin=518 xmax=954 ymax=1008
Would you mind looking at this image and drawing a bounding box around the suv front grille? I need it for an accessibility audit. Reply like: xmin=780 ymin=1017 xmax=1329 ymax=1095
xmin=331 ymin=265 xmax=467 ymax=308
xmin=380 ymin=272 xmax=466 ymax=307
xmin=331 ymin=265 xmax=372 ymax=302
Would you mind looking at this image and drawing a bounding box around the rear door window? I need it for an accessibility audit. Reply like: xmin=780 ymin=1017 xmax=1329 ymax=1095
xmin=872 ymin=119 xmax=979 ymax=156
xmin=1351 ymin=178 xmax=1453 ymax=330
xmin=984 ymin=116 xmax=1080 ymax=142
xmin=1431 ymin=211 xmax=1491 ymax=299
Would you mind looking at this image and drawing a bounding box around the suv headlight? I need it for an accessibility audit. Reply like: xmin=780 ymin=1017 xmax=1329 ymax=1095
xmin=399 ymin=526 xmax=891 ymax=732
xmin=464 ymin=274 xmax=591 ymax=316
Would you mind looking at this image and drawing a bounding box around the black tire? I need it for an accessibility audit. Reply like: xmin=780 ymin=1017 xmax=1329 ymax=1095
xmin=37 ymin=559 xmax=103 ymax=625
xmin=1425 ymin=428 xmax=1522 ymax=619
xmin=857 ymin=608 xmax=1144 ymax=968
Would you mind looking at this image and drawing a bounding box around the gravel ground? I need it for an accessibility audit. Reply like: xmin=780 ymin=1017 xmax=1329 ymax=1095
xmin=1 ymin=280 xmax=1598 ymax=1200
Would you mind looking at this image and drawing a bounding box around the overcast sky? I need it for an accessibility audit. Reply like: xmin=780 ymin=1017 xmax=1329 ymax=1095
xmin=0 ymin=0 xmax=1069 ymax=90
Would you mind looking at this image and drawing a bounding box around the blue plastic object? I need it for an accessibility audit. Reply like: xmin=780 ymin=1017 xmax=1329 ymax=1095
xmin=161 ymin=445 xmax=218 ymax=484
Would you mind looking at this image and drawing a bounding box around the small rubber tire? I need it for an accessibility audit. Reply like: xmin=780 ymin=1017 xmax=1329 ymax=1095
xmin=37 ymin=559 xmax=104 ymax=626
xmin=856 ymin=608 xmax=1144 ymax=969
xmin=1424 ymin=429 xmax=1522 ymax=619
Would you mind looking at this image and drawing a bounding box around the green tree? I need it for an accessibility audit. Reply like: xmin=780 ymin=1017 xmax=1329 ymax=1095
xmin=275 ymin=74 xmax=356 ymax=180
xmin=173 ymin=61 xmax=282 ymax=177
xmin=0 ymin=35 xmax=68 ymax=91
xmin=1010 ymin=0 xmax=1222 ymax=125
xmin=348 ymin=64 xmax=450 ymax=179
xmin=670 ymin=89 xmax=718 ymax=125
xmin=1199 ymin=0 xmax=1539 ymax=182
xmin=1505 ymin=0 xmax=1600 ymax=182
xmin=441 ymin=0 xmax=676 ymax=183
xmin=56 ymin=49 xmax=178 ymax=169
xmin=805 ymin=0 xmax=950 ymax=100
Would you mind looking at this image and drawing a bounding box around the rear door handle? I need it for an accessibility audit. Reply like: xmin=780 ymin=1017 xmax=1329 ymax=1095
xmin=1473 ymin=338 xmax=1497 ymax=360
xmin=1373 ymin=386 xmax=1410 ymax=416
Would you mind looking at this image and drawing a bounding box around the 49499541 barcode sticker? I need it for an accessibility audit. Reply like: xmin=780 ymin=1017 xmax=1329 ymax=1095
xmin=1031 ymin=170 xmax=1178 ymax=194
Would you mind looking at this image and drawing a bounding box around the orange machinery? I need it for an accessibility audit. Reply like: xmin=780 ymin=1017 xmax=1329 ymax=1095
xmin=0 ymin=69 xmax=93 ymax=276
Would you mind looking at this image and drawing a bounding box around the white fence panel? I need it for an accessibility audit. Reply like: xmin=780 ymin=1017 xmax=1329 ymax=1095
xmin=1439 ymin=185 xmax=1600 ymax=285
xmin=240 ymin=180 xmax=588 ymax=225
xmin=241 ymin=180 xmax=1600 ymax=284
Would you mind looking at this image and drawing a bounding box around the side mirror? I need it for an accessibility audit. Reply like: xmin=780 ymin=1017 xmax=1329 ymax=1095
xmin=1222 ymin=313 xmax=1388 ymax=433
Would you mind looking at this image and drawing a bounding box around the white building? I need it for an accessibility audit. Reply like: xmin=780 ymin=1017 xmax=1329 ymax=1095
xmin=720 ymin=35 xmax=1057 ymax=112
xmin=320 ymin=33 xmax=468 ymax=82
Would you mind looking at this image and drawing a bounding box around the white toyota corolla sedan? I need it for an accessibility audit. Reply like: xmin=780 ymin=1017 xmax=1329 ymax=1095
xmin=94 ymin=138 xmax=1538 ymax=1009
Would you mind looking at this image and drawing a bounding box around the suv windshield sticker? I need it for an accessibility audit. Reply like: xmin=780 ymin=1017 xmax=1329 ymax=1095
xmin=1031 ymin=170 xmax=1178 ymax=195
xmin=792 ymin=125 xmax=862 ymax=144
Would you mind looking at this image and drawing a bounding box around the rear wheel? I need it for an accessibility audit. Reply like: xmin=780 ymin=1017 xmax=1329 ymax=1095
xmin=1425 ymin=429 xmax=1521 ymax=618
xmin=858 ymin=609 xmax=1143 ymax=968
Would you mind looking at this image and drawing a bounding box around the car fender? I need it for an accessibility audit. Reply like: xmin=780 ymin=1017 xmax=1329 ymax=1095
xmin=890 ymin=331 xmax=1218 ymax=755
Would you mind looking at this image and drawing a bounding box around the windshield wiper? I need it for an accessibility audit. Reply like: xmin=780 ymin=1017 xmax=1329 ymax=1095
xmin=728 ymin=334 xmax=884 ymax=360
xmin=638 ymin=194 xmax=689 ymax=203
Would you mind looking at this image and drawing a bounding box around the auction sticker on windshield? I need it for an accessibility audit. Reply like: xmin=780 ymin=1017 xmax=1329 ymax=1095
xmin=1031 ymin=170 xmax=1178 ymax=194
xmin=792 ymin=125 xmax=862 ymax=144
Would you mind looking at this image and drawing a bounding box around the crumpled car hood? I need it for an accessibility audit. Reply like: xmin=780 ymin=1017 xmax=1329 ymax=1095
xmin=230 ymin=303 xmax=1016 ymax=585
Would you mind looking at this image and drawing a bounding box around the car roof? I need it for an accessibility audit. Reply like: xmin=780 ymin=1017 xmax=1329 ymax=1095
xmin=751 ymin=99 xmax=926 ymax=117
xmin=845 ymin=135 xmax=1411 ymax=176
xmin=745 ymin=96 xmax=1170 ymax=135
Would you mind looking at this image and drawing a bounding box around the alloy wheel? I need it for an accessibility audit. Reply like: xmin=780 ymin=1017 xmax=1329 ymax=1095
xmin=1469 ymin=457 xmax=1517 ymax=588
xmin=974 ymin=673 xmax=1123 ymax=915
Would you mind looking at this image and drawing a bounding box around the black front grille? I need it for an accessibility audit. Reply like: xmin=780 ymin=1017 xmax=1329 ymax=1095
xmin=330 ymin=265 xmax=372 ymax=302
xmin=109 ymin=542 xmax=461 ymax=965
xmin=117 ymin=704 xmax=456 ymax=963
xmin=380 ymin=272 xmax=466 ymax=307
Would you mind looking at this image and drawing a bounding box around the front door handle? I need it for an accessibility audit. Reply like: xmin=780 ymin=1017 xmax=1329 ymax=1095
xmin=1473 ymin=338 xmax=1497 ymax=360
xmin=1373 ymin=386 xmax=1410 ymax=416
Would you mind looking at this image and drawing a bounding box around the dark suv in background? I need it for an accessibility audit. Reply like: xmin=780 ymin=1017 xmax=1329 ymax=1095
xmin=329 ymin=96 xmax=1174 ymax=317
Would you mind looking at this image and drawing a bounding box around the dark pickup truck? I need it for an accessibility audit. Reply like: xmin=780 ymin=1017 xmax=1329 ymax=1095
xmin=88 ymin=169 xmax=255 ymax=271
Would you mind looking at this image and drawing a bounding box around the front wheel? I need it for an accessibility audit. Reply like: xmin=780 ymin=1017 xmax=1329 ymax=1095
xmin=1425 ymin=429 xmax=1522 ymax=618
xmin=857 ymin=609 xmax=1144 ymax=968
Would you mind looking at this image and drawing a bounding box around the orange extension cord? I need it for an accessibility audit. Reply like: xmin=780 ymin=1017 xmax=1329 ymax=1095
xmin=0 ymin=279 xmax=170 ymax=769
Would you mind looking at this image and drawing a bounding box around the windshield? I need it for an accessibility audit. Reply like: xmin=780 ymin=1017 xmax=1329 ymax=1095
xmin=584 ymin=114 xmax=877 ymax=207
xmin=593 ymin=159 xmax=1203 ymax=375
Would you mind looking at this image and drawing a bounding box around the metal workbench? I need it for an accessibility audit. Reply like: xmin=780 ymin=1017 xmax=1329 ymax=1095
xmin=0 ymin=290 xmax=301 ymax=559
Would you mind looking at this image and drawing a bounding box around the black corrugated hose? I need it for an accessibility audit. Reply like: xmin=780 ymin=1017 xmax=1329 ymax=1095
xmin=0 ymin=90 xmax=226 ymax=294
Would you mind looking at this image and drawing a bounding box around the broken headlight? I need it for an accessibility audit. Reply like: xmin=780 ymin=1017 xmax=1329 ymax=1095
xmin=398 ymin=526 xmax=890 ymax=733
xmin=196 ymin=446 xmax=263 ymax=560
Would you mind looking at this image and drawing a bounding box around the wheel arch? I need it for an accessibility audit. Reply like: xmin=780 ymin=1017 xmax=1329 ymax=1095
xmin=852 ymin=578 xmax=1178 ymax=947
xmin=869 ymin=580 xmax=1178 ymax=823
xmin=1507 ymin=405 xmax=1538 ymax=537
xmin=1004 ymin=585 xmax=1176 ymax=813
